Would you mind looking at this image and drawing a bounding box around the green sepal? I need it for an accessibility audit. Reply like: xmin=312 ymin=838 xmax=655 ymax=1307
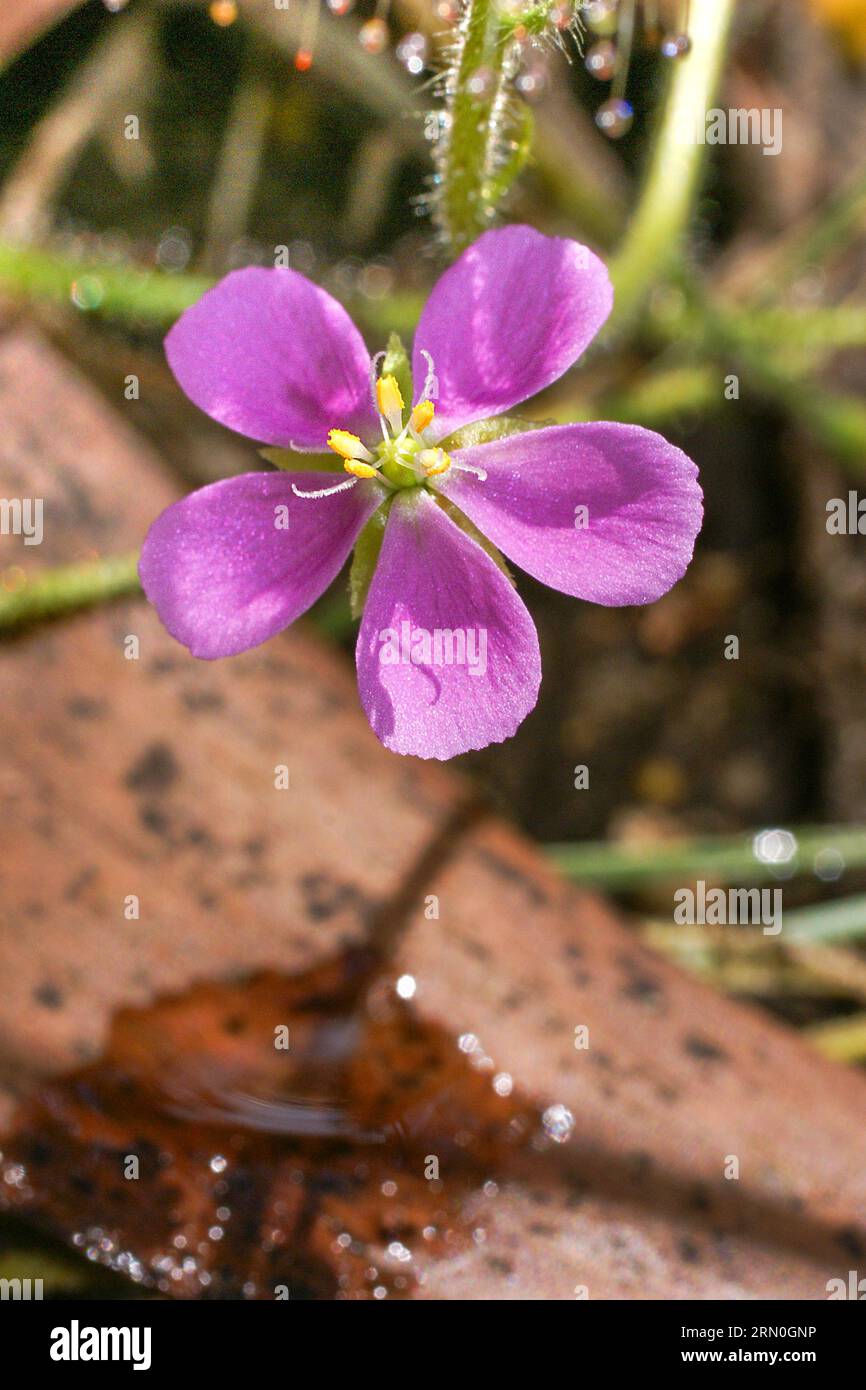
xmin=381 ymin=331 xmax=414 ymax=413
xmin=259 ymin=447 xmax=342 ymax=474
xmin=434 ymin=494 xmax=515 ymax=586
xmin=440 ymin=414 xmax=552 ymax=451
xmin=349 ymin=500 xmax=392 ymax=619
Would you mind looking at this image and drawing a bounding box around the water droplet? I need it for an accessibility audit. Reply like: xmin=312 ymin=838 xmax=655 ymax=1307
xmin=467 ymin=66 xmax=495 ymax=100
xmin=585 ymin=0 xmax=616 ymax=31
xmin=814 ymin=847 xmax=845 ymax=882
xmin=515 ymin=60 xmax=548 ymax=102
xmin=327 ymin=0 xmax=355 ymax=11
xmin=209 ymin=0 xmax=238 ymax=27
xmin=595 ymin=97 xmax=633 ymax=139
xmin=70 ymin=276 xmax=104 ymax=311
xmin=396 ymin=32 xmax=428 ymax=76
xmin=493 ymin=1072 xmax=513 ymax=1097
xmin=458 ymin=1032 xmax=479 ymax=1054
xmin=396 ymin=973 xmax=417 ymax=1000
xmin=209 ymin=1153 xmax=228 ymax=1174
xmin=752 ymin=828 xmax=798 ymax=866
xmin=358 ymin=18 xmax=389 ymax=54
xmin=585 ymin=39 xmax=617 ymax=82
xmin=550 ymin=2 xmax=574 ymax=30
xmin=660 ymin=32 xmax=692 ymax=60
xmin=156 ymin=226 xmax=192 ymax=272
xmin=542 ymin=1103 xmax=575 ymax=1144
xmin=387 ymin=1240 xmax=412 ymax=1263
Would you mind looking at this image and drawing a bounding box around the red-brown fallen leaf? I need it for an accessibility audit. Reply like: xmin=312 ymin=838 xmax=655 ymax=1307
xmin=0 ymin=951 xmax=549 ymax=1299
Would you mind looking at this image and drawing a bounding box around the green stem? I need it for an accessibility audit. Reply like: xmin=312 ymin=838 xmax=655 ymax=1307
xmin=0 ymin=242 xmax=212 ymax=326
xmin=785 ymin=895 xmax=866 ymax=946
xmin=0 ymin=552 xmax=141 ymax=631
xmin=0 ymin=241 xmax=423 ymax=341
xmin=606 ymin=0 xmax=737 ymax=335
xmin=434 ymin=0 xmax=528 ymax=255
xmin=547 ymin=826 xmax=866 ymax=889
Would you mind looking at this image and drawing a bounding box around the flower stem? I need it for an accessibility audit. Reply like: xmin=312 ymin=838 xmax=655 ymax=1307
xmin=433 ymin=0 xmax=530 ymax=255
xmin=606 ymin=0 xmax=737 ymax=335
xmin=0 ymin=551 xmax=141 ymax=632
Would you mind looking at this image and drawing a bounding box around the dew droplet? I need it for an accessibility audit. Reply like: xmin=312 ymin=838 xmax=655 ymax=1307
xmin=358 ymin=17 xmax=389 ymax=54
xmin=396 ymin=974 xmax=417 ymax=1000
xmin=209 ymin=0 xmax=238 ymax=27
xmin=585 ymin=0 xmax=616 ymax=31
xmin=752 ymin=828 xmax=797 ymax=866
xmin=595 ymin=97 xmax=633 ymax=139
xmin=70 ymin=276 xmax=104 ymax=311
xmin=585 ymin=39 xmax=617 ymax=82
xmin=396 ymin=31 xmax=428 ymax=75
xmin=549 ymin=2 xmax=574 ymax=30
xmin=467 ymin=65 xmax=495 ymax=100
xmin=660 ymin=32 xmax=692 ymax=60
xmin=814 ymin=847 xmax=845 ymax=882
xmin=327 ymin=0 xmax=355 ymax=11
xmin=515 ymin=60 xmax=548 ymax=102
xmin=542 ymin=1103 xmax=575 ymax=1144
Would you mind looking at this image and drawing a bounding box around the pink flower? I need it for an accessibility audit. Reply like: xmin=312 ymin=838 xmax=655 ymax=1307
xmin=140 ymin=225 xmax=702 ymax=759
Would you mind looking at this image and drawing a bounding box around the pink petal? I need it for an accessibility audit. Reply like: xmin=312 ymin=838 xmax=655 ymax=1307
xmin=165 ymin=268 xmax=377 ymax=449
xmin=140 ymin=472 xmax=384 ymax=658
xmin=412 ymin=225 xmax=613 ymax=441
xmin=439 ymin=422 xmax=703 ymax=605
xmin=356 ymin=489 xmax=541 ymax=759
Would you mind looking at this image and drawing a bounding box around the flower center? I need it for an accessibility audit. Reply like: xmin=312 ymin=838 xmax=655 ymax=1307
xmin=326 ymin=368 xmax=449 ymax=492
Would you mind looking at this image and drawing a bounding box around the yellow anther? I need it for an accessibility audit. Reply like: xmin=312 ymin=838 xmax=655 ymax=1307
xmin=343 ymin=459 xmax=379 ymax=479
xmin=410 ymin=399 xmax=435 ymax=433
xmin=376 ymin=374 xmax=404 ymax=432
xmin=328 ymin=428 xmax=373 ymax=461
xmin=420 ymin=447 xmax=451 ymax=477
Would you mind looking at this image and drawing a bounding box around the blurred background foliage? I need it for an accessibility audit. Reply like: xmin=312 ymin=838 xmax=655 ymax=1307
xmin=2 ymin=0 xmax=866 ymax=1077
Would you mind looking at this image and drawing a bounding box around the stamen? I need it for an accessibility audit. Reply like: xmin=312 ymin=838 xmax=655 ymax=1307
xmin=452 ymin=459 xmax=487 ymax=481
xmin=418 ymin=447 xmax=451 ymax=477
xmin=344 ymin=459 xmax=379 ymax=479
xmin=291 ymin=477 xmax=360 ymax=499
xmin=410 ymin=399 xmax=435 ymax=433
xmin=368 ymin=350 xmax=386 ymax=410
xmin=376 ymin=374 xmax=404 ymax=434
xmin=418 ymin=348 xmax=438 ymax=402
xmin=327 ymin=429 xmax=373 ymax=463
